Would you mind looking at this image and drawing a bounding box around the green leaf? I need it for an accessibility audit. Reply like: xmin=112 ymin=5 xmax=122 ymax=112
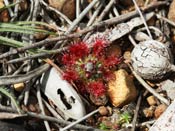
xmin=99 ymin=123 xmax=111 ymax=130
xmin=0 ymin=23 xmax=56 ymax=35
xmin=0 ymin=36 xmax=27 ymax=47
xmin=119 ymin=112 xmax=132 ymax=125
xmin=0 ymin=87 xmax=21 ymax=114
xmin=14 ymin=21 xmax=56 ymax=30
xmin=0 ymin=36 xmax=56 ymax=55
xmin=0 ymin=36 xmax=37 ymax=53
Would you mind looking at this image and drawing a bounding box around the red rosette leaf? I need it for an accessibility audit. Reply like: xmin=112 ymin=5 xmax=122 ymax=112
xmin=75 ymin=80 xmax=87 ymax=94
xmin=92 ymin=39 xmax=108 ymax=56
xmin=103 ymin=70 xmax=116 ymax=82
xmin=62 ymin=70 xmax=79 ymax=82
xmin=62 ymin=54 xmax=76 ymax=65
xmin=104 ymin=55 xmax=121 ymax=68
xmin=88 ymin=81 xmax=106 ymax=97
xmin=69 ymin=42 xmax=89 ymax=58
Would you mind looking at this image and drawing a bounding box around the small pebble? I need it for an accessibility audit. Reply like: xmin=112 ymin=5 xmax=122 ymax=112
xmin=107 ymin=106 xmax=113 ymax=116
xmin=147 ymin=96 xmax=157 ymax=106
xmin=14 ymin=83 xmax=25 ymax=92
xmin=90 ymin=94 xmax=108 ymax=106
xmin=97 ymin=116 xmax=108 ymax=123
xmin=143 ymin=106 xmax=156 ymax=118
xmin=107 ymin=44 xmax=122 ymax=57
xmin=154 ymin=104 xmax=167 ymax=119
xmin=99 ymin=106 xmax=109 ymax=116
xmin=123 ymin=51 xmax=131 ymax=61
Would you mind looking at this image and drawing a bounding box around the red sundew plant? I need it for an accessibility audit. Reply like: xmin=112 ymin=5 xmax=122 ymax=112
xmin=61 ymin=39 xmax=121 ymax=97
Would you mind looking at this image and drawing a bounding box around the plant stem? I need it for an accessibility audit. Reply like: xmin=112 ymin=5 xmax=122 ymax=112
xmin=132 ymin=0 xmax=152 ymax=39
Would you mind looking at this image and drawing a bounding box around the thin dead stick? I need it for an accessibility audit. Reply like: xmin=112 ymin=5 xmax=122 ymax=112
xmin=87 ymin=0 xmax=104 ymax=26
xmin=84 ymin=0 xmax=114 ymax=40
xmin=11 ymin=0 xmax=21 ymax=21
xmin=40 ymin=0 xmax=72 ymax=25
xmin=0 ymin=104 xmax=17 ymax=113
xmin=25 ymin=0 xmax=34 ymax=21
xmin=0 ymin=104 xmax=101 ymax=131
xmin=44 ymin=58 xmax=63 ymax=74
xmin=40 ymin=9 xmax=64 ymax=32
xmin=109 ymin=12 xmax=114 ymax=18
xmin=132 ymin=0 xmax=152 ymax=39
xmin=37 ymin=85 xmax=51 ymax=131
xmin=76 ymin=0 xmax=80 ymax=18
xmin=94 ymin=1 xmax=167 ymax=27
xmin=97 ymin=0 xmax=116 ymax=22
xmin=23 ymin=82 xmax=31 ymax=105
xmin=136 ymin=120 xmax=155 ymax=127
xmin=31 ymin=89 xmax=65 ymax=121
xmin=60 ymin=109 xmax=99 ymax=131
xmin=27 ymin=112 xmax=102 ymax=131
xmin=17 ymin=78 xmax=37 ymax=104
xmin=113 ymin=6 xmax=119 ymax=16
xmin=0 ymin=63 xmax=50 ymax=86
xmin=131 ymin=94 xmax=142 ymax=131
xmin=29 ymin=0 xmax=39 ymax=44
xmin=85 ymin=0 xmax=115 ymax=40
xmin=128 ymin=64 xmax=169 ymax=105
xmin=42 ymin=99 xmax=64 ymax=120
xmin=23 ymin=63 xmax=32 ymax=105
xmin=128 ymin=34 xmax=137 ymax=47
xmin=66 ymin=0 xmax=99 ymax=34
xmin=156 ymin=14 xmax=175 ymax=27
xmin=52 ymin=0 xmax=99 ymax=50
xmin=12 ymin=62 xmax=27 ymax=75
xmin=7 ymin=47 xmax=68 ymax=64
xmin=0 ymin=36 xmax=72 ymax=59
xmin=4 ymin=0 xmax=14 ymax=17
xmin=6 ymin=54 xmax=48 ymax=64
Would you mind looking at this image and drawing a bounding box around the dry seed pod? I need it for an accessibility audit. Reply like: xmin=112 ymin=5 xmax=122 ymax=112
xmin=131 ymin=40 xmax=175 ymax=80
